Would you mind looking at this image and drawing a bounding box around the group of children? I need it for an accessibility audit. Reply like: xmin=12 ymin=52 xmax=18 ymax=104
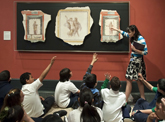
xmin=0 ymin=52 xmax=164 ymax=122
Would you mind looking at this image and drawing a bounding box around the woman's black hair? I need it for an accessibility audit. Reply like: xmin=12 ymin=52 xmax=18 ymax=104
xmin=59 ymin=68 xmax=71 ymax=82
xmin=126 ymin=25 xmax=141 ymax=43
xmin=80 ymin=88 xmax=101 ymax=122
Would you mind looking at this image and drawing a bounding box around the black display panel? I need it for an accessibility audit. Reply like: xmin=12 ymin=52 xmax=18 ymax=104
xmin=16 ymin=2 xmax=129 ymax=53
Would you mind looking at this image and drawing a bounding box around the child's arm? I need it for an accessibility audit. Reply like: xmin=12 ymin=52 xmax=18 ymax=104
xmin=90 ymin=53 xmax=98 ymax=66
xmin=140 ymin=109 xmax=153 ymax=114
xmin=138 ymin=73 xmax=153 ymax=91
xmin=39 ymin=56 xmax=56 ymax=82
xmin=132 ymin=109 xmax=152 ymax=116
xmin=83 ymin=53 xmax=98 ymax=81
xmin=76 ymin=90 xmax=80 ymax=94
xmin=23 ymin=110 xmax=35 ymax=122
xmin=101 ymin=73 xmax=111 ymax=89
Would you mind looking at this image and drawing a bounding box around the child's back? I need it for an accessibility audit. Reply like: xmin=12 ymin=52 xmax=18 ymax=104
xmin=101 ymin=76 xmax=126 ymax=122
xmin=54 ymin=68 xmax=80 ymax=108
xmin=68 ymin=88 xmax=103 ymax=122
xmin=80 ymin=54 xmax=103 ymax=108
xmin=55 ymin=80 xmax=78 ymax=108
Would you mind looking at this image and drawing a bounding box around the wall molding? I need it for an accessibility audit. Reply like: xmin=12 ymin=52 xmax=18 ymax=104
xmin=11 ymin=79 xmax=157 ymax=93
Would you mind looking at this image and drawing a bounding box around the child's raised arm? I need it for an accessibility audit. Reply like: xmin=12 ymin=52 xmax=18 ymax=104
xmin=39 ymin=56 xmax=56 ymax=82
xmin=101 ymin=73 xmax=111 ymax=89
xmin=91 ymin=53 xmax=98 ymax=66
xmin=83 ymin=53 xmax=98 ymax=81
xmin=138 ymin=73 xmax=153 ymax=91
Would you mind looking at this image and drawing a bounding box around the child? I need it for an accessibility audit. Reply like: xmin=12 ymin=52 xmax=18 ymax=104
xmin=54 ymin=68 xmax=80 ymax=108
xmin=0 ymin=89 xmax=24 ymax=111
xmin=101 ymin=73 xmax=128 ymax=122
xmin=20 ymin=56 xmax=56 ymax=117
xmin=67 ymin=88 xmax=103 ymax=122
xmin=80 ymin=53 xmax=103 ymax=108
xmin=0 ymin=70 xmax=12 ymax=109
xmin=131 ymin=73 xmax=165 ymax=122
xmin=147 ymin=96 xmax=165 ymax=122
xmin=0 ymin=89 xmax=41 ymax=122
xmin=0 ymin=105 xmax=34 ymax=122
xmin=42 ymin=110 xmax=67 ymax=122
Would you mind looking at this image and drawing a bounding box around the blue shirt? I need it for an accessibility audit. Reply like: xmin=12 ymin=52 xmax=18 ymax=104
xmin=121 ymin=30 xmax=148 ymax=57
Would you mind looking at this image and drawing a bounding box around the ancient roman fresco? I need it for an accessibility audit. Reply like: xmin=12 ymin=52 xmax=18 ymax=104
xmin=99 ymin=10 xmax=123 ymax=43
xmin=55 ymin=6 xmax=93 ymax=46
xmin=21 ymin=10 xmax=51 ymax=43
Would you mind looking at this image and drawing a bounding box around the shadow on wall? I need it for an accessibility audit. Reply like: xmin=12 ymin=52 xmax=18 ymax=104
xmin=144 ymin=57 xmax=164 ymax=81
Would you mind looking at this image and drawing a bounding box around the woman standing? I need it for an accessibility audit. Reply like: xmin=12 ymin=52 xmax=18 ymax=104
xmin=112 ymin=25 xmax=148 ymax=102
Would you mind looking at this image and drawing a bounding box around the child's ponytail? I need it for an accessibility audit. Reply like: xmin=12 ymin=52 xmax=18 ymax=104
xmin=80 ymin=88 xmax=100 ymax=122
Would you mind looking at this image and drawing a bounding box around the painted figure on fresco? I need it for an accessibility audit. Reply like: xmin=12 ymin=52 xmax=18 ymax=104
xmin=109 ymin=21 xmax=114 ymax=35
xmin=65 ymin=16 xmax=82 ymax=37
xmin=73 ymin=17 xmax=82 ymax=36
xmin=33 ymin=21 xmax=38 ymax=35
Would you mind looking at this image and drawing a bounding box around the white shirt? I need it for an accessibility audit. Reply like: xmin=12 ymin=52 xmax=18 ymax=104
xmin=101 ymin=88 xmax=126 ymax=122
xmin=67 ymin=106 xmax=103 ymax=122
xmin=22 ymin=78 xmax=44 ymax=117
xmin=54 ymin=80 xmax=78 ymax=108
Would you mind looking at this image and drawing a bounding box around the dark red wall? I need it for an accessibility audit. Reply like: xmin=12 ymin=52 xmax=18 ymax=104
xmin=0 ymin=0 xmax=165 ymax=81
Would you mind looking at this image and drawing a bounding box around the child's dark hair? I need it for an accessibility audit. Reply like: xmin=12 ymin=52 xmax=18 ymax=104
xmin=84 ymin=74 xmax=97 ymax=88
xmin=156 ymin=96 xmax=165 ymax=103
xmin=110 ymin=76 xmax=121 ymax=91
xmin=126 ymin=25 xmax=141 ymax=43
xmin=0 ymin=105 xmax=24 ymax=122
xmin=59 ymin=68 xmax=71 ymax=82
xmin=158 ymin=79 xmax=165 ymax=92
xmin=79 ymin=88 xmax=100 ymax=122
xmin=1 ymin=89 xmax=22 ymax=112
xmin=42 ymin=114 xmax=63 ymax=122
xmin=0 ymin=70 xmax=10 ymax=81
xmin=20 ymin=72 xmax=31 ymax=85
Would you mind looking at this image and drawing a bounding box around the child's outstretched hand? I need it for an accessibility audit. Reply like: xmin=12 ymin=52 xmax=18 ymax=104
xmin=92 ymin=53 xmax=98 ymax=62
xmin=138 ymin=73 xmax=144 ymax=81
xmin=91 ymin=53 xmax=98 ymax=65
xmin=155 ymin=100 xmax=165 ymax=120
xmin=51 ymin=56 xmax=56 ymax=65
xmin=131 ymin=110 xmax=138 ymax=116
xmin=148 ymin=112 xmax=159 ymax=122
xmin=104 ymin=72 xmax=111 ymax=80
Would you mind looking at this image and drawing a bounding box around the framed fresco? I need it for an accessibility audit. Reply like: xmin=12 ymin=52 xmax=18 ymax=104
xmin=21 ymin=10 xmax=51 ymax=42
xmin=55 ymin=6 xmax=93 ymax=46
xmin=99 ymin=10 xmax=123 ymax=43
xmin=14 ymin=2 xmax=129 ymax=53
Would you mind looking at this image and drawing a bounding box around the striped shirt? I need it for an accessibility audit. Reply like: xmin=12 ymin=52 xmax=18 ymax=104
xmin=121 ymin=30 xmax=148 ymax=57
